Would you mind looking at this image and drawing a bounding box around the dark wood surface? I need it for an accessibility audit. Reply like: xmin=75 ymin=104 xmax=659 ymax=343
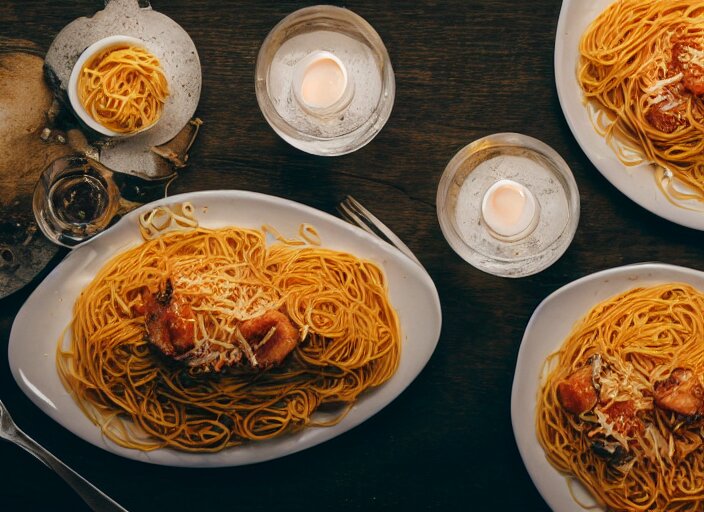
xmin=2 ymin=1 xmax=704 ymax=511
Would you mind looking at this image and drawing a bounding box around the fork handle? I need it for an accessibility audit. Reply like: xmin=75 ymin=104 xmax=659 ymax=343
xmin=11 ymin=428 xmax=128 ymax=511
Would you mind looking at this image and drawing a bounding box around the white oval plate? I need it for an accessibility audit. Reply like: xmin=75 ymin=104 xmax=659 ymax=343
xmin=555 ymin=0 xmax=704 ymax=231
xmin=511 ymin=262 xmax=704 ymax=511
xmin=9 ymin=190 xmax=442 ymax=467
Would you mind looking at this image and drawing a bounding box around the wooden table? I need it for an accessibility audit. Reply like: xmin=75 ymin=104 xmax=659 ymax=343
xmin=2 ymin=1 xmax=704 ymax=510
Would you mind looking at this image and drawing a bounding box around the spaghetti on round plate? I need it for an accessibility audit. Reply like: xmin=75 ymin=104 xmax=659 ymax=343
xmin=537 ymin=283 xmax=704 ymax=511
xmin=579 ymin=0 xmax=704 ymax=205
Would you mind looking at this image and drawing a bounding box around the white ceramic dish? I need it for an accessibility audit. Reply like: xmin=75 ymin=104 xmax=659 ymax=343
xmin=511 ymin=262 xmax=704 ymax=511
xmin=9 ymin=190 xmax=442 ymax=467
xmin=68 ymin=35 xmax=165 ymax=137
xmin=555 ymin=0 xmax=704 ymax=231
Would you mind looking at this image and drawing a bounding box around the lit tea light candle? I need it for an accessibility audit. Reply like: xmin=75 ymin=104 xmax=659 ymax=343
xmin=481 ymin=179 xmax=539 ymax=240
xmin=292 ymin=50 xmax=353 ymax=114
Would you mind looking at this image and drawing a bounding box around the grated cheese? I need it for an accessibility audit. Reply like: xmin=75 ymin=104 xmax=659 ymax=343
xmin=594 ymin=408 xmax=630 ymax=448
xmin=679 ymin=46 xmax=704 ymax=68
xmin=645 ymin=72 xmax=684 ymax=94
xmin=164 ymin=255 xmax=286 ymax=370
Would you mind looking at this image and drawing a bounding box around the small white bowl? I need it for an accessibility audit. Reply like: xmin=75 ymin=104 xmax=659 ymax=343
xmin=68 ymin=35 xmax=161 ymax=138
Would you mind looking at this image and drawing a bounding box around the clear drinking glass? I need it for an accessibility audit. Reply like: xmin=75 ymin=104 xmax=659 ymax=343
xmin=33 ymin=155 xmax=172 ymax=247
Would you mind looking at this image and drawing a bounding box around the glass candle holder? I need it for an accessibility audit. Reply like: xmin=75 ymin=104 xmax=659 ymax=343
xmin=255 ymin=5 xmax=395 ymax=156
xmin=436 ymin=133 xmax=580 ymax=278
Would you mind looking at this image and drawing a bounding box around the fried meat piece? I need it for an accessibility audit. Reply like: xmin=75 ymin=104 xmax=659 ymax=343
xmin=557 ymin=366 xmax=598 ymax=415
xmin=646 ymin=101 xmax=687 ymax=134
xmin=672 ymin=41 xmax=704 ymax=96
xmin=239 ymin=310 xmax=300 ymax=369
xmin=142 ymin=280 xmax=195 ymax=357
xmin=654 ymin=368 xmax=704 ymax=417
xmin=601 ymin=400 xmax=644 ymax=437
xmin=644 ymin=40 xmax=704 ymax=132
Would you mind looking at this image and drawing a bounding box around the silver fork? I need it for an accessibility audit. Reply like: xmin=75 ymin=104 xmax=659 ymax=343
xmin=0 ymin=399 xmax=128 ymax=511
xmin=337 ymin=195 xmax=423 ymax=267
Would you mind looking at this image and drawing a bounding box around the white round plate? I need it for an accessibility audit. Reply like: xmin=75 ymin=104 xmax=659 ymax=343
xmin=555 ymin=0 xmax=704 ymax=231
xmin=511 ymin=262 xmax=704 ymax=511
xmin=9 ymin=190 xmax=442 ymax=467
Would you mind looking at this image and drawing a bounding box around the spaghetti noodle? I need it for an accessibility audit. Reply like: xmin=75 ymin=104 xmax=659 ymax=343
xmin=78 ymin=44 xmax=169 ymax=134
xmin=537 ymin=283 xmax=704 ymax=511
xmin=57 ymin=219 xmax=401 ymax=452
xmin=579 ymin=0 xmax=704 ymax=204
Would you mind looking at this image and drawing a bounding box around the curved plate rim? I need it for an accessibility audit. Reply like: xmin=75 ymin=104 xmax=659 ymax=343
xmin=9 ymin=190 xmax=442 ymax=467
xmin=511 ymin=262 xmax=704 ymax=511
xmin=555 ymin=0 xmax=704 ymax=231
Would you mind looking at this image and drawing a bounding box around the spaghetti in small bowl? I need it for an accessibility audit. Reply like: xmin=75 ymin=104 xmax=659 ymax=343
xmin=68 ymin=35 xmax=169 ymax=137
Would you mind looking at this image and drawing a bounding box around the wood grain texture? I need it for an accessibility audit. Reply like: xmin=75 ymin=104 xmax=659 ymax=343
xmin=1 ymin=1 xmax=704 ymax=511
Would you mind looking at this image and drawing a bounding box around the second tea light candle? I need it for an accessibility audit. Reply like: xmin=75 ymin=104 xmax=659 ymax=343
xmin=292 ymin=51 xmax=352 ymax=114
xmin=436 ymin=133 xmax=580 ymax=278
xmin=481 ymin=179 xmax=539 ymax=241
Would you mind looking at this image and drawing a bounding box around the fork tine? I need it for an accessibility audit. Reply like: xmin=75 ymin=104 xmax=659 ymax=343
xmin=336 ymin=202 xmax=376 ymax=238
xmin=338 ymin=195 xmax=423 ymax=267
xmin=336 ymin=203 xmax=358 ymax=228
xmin=339 ymin=198 xmax=384 ymax=237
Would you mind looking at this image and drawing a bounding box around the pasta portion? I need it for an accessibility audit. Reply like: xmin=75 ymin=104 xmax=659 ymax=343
xmin=58 ymin=224 xmax=400 ymax=452
xmin=537 ymin=284 xmax=704 ymax=511
xmin=579 ymin=0 xmax=704 ymax=204
xmin=78 ymin=44 xmax=169 ymax=134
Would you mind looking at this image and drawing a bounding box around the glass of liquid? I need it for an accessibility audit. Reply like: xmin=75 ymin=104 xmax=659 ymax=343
xmin=33 ymin=156 xmax=121 ymax=247
xmin=33 ymin=155 xmax=173 ymax=247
